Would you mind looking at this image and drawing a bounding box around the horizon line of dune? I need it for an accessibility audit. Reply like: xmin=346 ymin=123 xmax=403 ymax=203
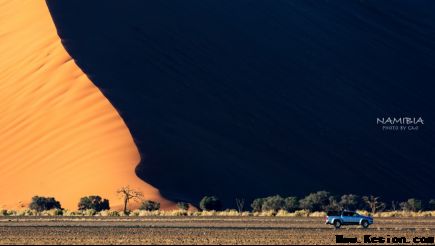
xmin=0 ymin=0 xmax=173 ymax=210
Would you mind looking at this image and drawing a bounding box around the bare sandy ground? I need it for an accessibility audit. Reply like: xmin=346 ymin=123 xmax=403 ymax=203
xmin=0 ymin=0 xmax=170 ymax=210
xmin=0 ymin=217 xmax=433 ymax=245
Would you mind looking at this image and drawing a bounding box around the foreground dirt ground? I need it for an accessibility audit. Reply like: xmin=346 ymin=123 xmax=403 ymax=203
xmin=0 ymin=217 xmax=434 ymax=245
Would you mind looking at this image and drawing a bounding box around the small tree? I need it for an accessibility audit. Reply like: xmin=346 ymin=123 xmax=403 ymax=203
xmin=299 ymin=191 xmax=330 ymax=212
xmin=139 ymin=200 xmax=160 ymax=211
xmin=400 ymin=198 xmax=422 ymax=212
xmin=78 ymin=196 xmax=110 ymax=212
xmin=339 ymin=194 xmax=359 ymax=210
xmin=283 ymin=197 xmax=299 ymax=212
xmin=29 ymin=196 xmax=62 ymax=212
xmin=199 ymin=196 xmax=222 ymax=211
xmin=117 ymin=186 xmax=143 ymax=214
xmin=362 ymin=195 xmax=385 ymax=214
xmin=251 ymin=198 xmax=265 ymax=212
xmin=177 ymin=202 xmax=190 ymax=211
xmin=235 ymin=198 xmax=245 ymax=213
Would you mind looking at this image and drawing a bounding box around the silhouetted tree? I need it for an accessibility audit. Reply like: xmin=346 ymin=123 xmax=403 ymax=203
xmin=117 ymin=186 xmax=143 ymax=214
xmin=29 ymin=196 xmax=62 ymax=212
xmin=199 ymin=196 xmax=222 ymax=211
xmin=78 ymin=196 xmax=110 ymax=212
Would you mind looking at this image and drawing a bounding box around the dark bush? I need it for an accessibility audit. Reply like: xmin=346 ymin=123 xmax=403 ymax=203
xmin=251 ymin=198 xmax=265 ymax=212
xmin=299 ymin=191 xmax=330 ymax=212
xmin=199 ymin=196 xmax=222 ymax=211
xmin=177 ymin=202 xmax=190 ymax=211
xmin=139 ymin=200 xmax=160 ymax=211
xmin=78 ymin=196 xmax=110 ymax=212
xmin=29 ymin=196 xmax=62 ymax=212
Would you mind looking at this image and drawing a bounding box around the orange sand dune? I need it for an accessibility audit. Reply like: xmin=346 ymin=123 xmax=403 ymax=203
xmin=0 ymin=0 xmax=173 ymax=210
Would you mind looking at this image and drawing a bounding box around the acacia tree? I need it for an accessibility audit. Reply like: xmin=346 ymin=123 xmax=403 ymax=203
xmin=117 ymin=186 xmax=143 ymax=214
xmin=362 ymin=195 xmax=385 ymax=214
xmin=235 ymin=198 xmax=245 ymax=213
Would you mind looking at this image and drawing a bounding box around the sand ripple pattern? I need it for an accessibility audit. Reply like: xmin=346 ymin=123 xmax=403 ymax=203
xmin=0 ymin=0 xmax=169 ymax=210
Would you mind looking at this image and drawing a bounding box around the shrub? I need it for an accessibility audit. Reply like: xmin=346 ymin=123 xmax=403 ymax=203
xmin=139 ymin=200 xmax=160 ymax=211
xmin=200 ymin=196 xmax=222 ymax=211
xmin=251 ymin=198 xmax=265 ymax=212
xmin=177 ymin=202 xmax=189 ymax=211
xmin=78 ymin=196 xmax=110 ymax=212
xmin=29 ymin=196 xmax=62 ymax=212
xmin=400 ymin=198 xmax=422 ymax=212
xmin=299 ymin=191 xmax=330 ymax=212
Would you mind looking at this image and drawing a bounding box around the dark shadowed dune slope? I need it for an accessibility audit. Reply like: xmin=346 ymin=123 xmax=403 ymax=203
xmin=46 ymin=0 xmax=435 ymax=205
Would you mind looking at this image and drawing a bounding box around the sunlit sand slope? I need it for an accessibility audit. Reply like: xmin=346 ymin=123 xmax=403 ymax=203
xmin=0 ymin=0 xmax=171 ymax=210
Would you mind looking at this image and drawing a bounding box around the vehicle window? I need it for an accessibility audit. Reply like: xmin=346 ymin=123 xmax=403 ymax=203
xmin=327 ymin=211 xmax=339 ymax=216
xmin=353 ymin=213 xmax=359 ymax=217
xmin=343 ymin=212 xmax=352 ymax=216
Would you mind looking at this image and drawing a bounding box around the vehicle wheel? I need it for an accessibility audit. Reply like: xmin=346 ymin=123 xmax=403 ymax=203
xmin=361 ymin=220 xmax=369 ymax=229
xmin=334 ymin=220 xmax=342 ymax=229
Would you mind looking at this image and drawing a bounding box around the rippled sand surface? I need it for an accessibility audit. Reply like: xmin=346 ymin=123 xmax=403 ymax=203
xmin=0 ymin=0 xmax=170 ymax=210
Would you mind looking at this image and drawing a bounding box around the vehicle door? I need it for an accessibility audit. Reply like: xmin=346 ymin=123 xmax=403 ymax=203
xmin=349 ymin=212 xmax=361 ymax=224
xmin=341 ymin=211 xmax=353 ymax=224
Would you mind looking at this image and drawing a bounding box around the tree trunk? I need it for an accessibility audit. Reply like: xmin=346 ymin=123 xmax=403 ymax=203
xmin=124 ymin=198 xmax=128 ymax=214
